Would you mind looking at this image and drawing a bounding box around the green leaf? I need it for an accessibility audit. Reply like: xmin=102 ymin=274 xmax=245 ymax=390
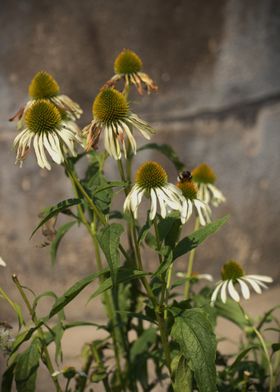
xmin=158 ymin=213 xmax=181 ymax=248
xmin=97 ymin=224 xmax=124 ymax=286
xmin=272 ymin=343 xmax=280 ymax=353
xmin=152 ymin=246 xmax=173 ymax=277
xmin=92 ymin=181 xmax=128 ymax=195
xmin=50 ymin=221 xmax=76 ymax=266
xmin=49 ymin=269 xmax=109 ymax=318
xmin=229 ymin=345 xmax=259 ymax=370
xmin=215 ymin=299 xmax=249 ymax=329
xmin=138 ymin=143 xmax=185 ymax=171
xmin=131 ymin=328 xmax=157 ymax=362
xmin=171 ymin=308 xmax=217 ymax=392
xmin=173 ymin=215 xmax=229 ymax=260
xmin=30 ymin=198 xmax=81 ymax=238
xmin=11 ymin=325 xmax=42 ymax=353
xmin=15 ymin=339 xmax=41 ymax=392
xmin=88 ymin=268 xmax=148 ymax=301
xmin=1 ymin=361 xmax=16 ymax=392
xmin=172 ymin=355 xmax=192 ymax=392
xmin=0 ymin=287 xmax=25 ymax=328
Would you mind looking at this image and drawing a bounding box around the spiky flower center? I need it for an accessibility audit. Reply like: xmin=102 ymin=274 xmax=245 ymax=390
xmin=192 ymin=163 xmax=216 ymax=184
xmin=114 ymin=49 xmax=143 ymax=74
xmin=93 ymin=88 xmax=129 ymax=124
xmin=177 ymin=180 xmax=197 ymax=200
xmin=25 ymin=99 xmax=62 ymax=134
xmin=28 ymin=71 xmax=60 ymax=99
xmin=221 ymin=261 xmax=245 ymax=281
xmin=135 ymin=161 xmax=168 ymax=189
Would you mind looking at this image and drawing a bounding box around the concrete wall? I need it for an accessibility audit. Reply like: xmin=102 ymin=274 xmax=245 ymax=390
xmin=1 ymin=0 xmax=280 ymax=324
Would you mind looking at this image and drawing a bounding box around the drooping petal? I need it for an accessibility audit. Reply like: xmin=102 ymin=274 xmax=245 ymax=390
xmin=211 ymin=281 xmax=223 ymax=304
xmin=221 ymin=281 xmax=228 ymax=303
xmin=149 ymin=188 xmax=157 ymax=220
xmin=228 ymin=280 xmax=240 ymax=302
xmin=237 ymin=279 xmax=250 ymax=300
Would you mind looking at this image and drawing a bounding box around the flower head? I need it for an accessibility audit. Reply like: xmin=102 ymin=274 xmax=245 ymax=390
xmin=124 ymin=161 xmax=185 ymax=221
xmin=10 ymin=71 xmax=82 ymax=124
xmin=83 ymin=88 xmax=155 ymax=160
xmin=13 ymin=99 xmax=81 ymax=170
xmin=211 ymin=260 xmax=273 ymax=305
xmin=176 ymin=174 xmax=211 ymax=226
xmin=105 ymin=49 xmax=158 ymax=95
xmin=192 ymin=163 xmax=225 ymax=207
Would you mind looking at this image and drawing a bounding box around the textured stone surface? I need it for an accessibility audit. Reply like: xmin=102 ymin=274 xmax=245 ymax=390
xmin=0 ymin=0 xmax=280 ymax=387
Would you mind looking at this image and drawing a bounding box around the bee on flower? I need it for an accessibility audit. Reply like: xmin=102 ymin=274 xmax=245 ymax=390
xmin=124 ymin=161 xmax=186 ymax=221
xmin=10 ymin=71 xmax=82 ymax=124
xmin=105 ymin=49 xmax=158 ymax=95
xmin=192 ymin=163 xmax=226 ymax=207
xmin=211 ymin=260 xmax=273 ymax=305
xmin=83 ymin=88 xmax=155 ymax=160
xmin=13 ymin=99 xmax=82 ymax=170
xmin=176 ymin=171 xmax=212 ymax=226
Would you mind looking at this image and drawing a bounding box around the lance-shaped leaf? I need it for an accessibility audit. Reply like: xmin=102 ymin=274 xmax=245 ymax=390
xmin=49 ymin=268 xmax=109 ymax=318
xmin=50 ymin=221 xmax=76 ymax=266
xmin=30 ymin=198 xmax=81 ymax=238
xmin=172 ymin=355 xmax=192 ymax=392
xmin=97 ymin=224 xmax=124 ymax=287
xmin=173 ymin=215 xmax=229 ymax=260
xmin=15 ymin=339 xmax=41 ymax=392
xmin=137 ymin=143 xmax=185 ymax=171
xmin=171 ymin=308 xmax=217 ymax=392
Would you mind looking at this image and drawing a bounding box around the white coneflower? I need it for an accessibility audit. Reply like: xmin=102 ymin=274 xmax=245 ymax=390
xmin=124 ymin=161 xmax=185 ymax=221
xmin=83 ymin=88 xmax=155 ymax=160
xmin=10 ymin=71 xmax=82 ymax=123
xmin=105 ymin=49 xmax=158 ymax=95
xmin=176 ymin=272 xmax=213 ymax=282
xmin=176 ymin=175 xmax=212 ymax=226
xmin=13 ymin=99 xmax=81 ymax=170
xmin=192 ymin=163 xmax=225 ymax=207
xmin=211 ymin=260 xmax=273 ymax=305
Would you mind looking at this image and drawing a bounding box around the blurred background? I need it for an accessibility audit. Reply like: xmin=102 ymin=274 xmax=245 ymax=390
xmin=1 ymin=0 xmax=280 ymax=387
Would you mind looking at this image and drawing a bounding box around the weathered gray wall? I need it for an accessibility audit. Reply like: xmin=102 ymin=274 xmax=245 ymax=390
xmin=1 ymin=0 xmax=280 ymax=324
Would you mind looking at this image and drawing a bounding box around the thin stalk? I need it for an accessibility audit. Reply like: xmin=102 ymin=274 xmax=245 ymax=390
xmin=253 ymin=327 xmax=273 ymax=392
xmin=153 ymin=219 xmax=163 ymax=265
xmin=184 ymin=217 xmax=200 ymax=299
xmin=12 ymin=275 xmax=62 ymax=392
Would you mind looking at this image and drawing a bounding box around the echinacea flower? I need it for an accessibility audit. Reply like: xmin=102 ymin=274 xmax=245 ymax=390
xmin=83 ymin=88 xmax=155 ymax=160
xmin=192 ymin=163 xmax=225 ymax=207
xmin=124 ymin=161 xmax=185 ymax=221
xmin=13 ymin=99 xmax=81 ymax=170
xmin=176 ymin=175 xmax=212 ymax=226
xmin=10 ymin=71 xmax=82 ymax=123
xmin=211 ymin=260 xmax=273 ymax=305
xmin=105 ymin=49 xmax=158 ymax=95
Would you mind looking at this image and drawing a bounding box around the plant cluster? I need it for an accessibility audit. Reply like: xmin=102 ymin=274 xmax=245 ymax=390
xmin=1 ymin=49 xmax=279 ymax=392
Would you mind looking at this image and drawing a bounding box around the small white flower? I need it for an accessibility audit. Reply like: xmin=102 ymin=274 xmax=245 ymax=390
xmin=83 ymin=88 xmax=155 ymax=160
xmin=192 ymin=163 xmax=225 ymax=207
xmin=211 ymin=261 xmax=273 ymax=305
xmin=13 ymin=99 xmax=81 ymax=170
xmin=176 ymin=178 xmax=212 ymax=226
xmin=124 ymin=161 xmax=185 ymax=221
xmin=0 ymin=257 xmax=6 ymax=267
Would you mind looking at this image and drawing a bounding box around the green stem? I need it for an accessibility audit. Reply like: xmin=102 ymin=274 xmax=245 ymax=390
xmin=253 ymin=327 xmax=273 ymax=392
xmin=12 ymin=275 xmax=62 ymax=392
xmin=184 ymin=218 xmax=200 ymax=299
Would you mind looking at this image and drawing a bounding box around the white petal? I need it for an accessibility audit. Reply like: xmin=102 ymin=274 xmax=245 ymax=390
xmin=120 ymin=121 xmax=137 ymax=154
xmin=33 ymin=134 xmax=45 ymax=169
xmin=0 ymin=257 xmax=6 ymax=267
xmin=245 ymin=275 xmax=273 ymax=283
xmin=211 ymin=281 xmax=223 ymax=304
xmin=38 ymin=133 xmax=51 ymax=170
xmin=221 ymin=281 xmax=228 ymax=303
xmin=243 ymin=277 xmax=262 ymax=294
xmin=149 ymin=189 xmax=157 ymax=220
xmin=237 ymin=279 xmax=250 ymax=300
xmin=228 ymin=280 xmax=240 ymax=302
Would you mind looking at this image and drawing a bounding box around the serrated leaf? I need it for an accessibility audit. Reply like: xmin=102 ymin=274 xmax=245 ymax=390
xmin=50 ymin=221 xmax=76 ymax=266
xmin=30 ymin=199 xmax=81 ymax=238
xmin=172 ymin=355 xmax=192 ymax=392
xmin=88 ymin=268 xmax=148 ymax=301
xmin=171 ymin=308 xmax=217 ymax=392
xmin=173 ymin=215 xmax=229 ymax=260
xmin=138 ymin=143 xmax=185 ymax=171
xmin=131 ymin=328 xmax=157 ymax=362
xmin=97 ymin=224 xmax=124 ymax=286
xmin=15 ymin=339 xmax=41 ymax=392
xmin=49 ymin=269 xmax=109 ymax=318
